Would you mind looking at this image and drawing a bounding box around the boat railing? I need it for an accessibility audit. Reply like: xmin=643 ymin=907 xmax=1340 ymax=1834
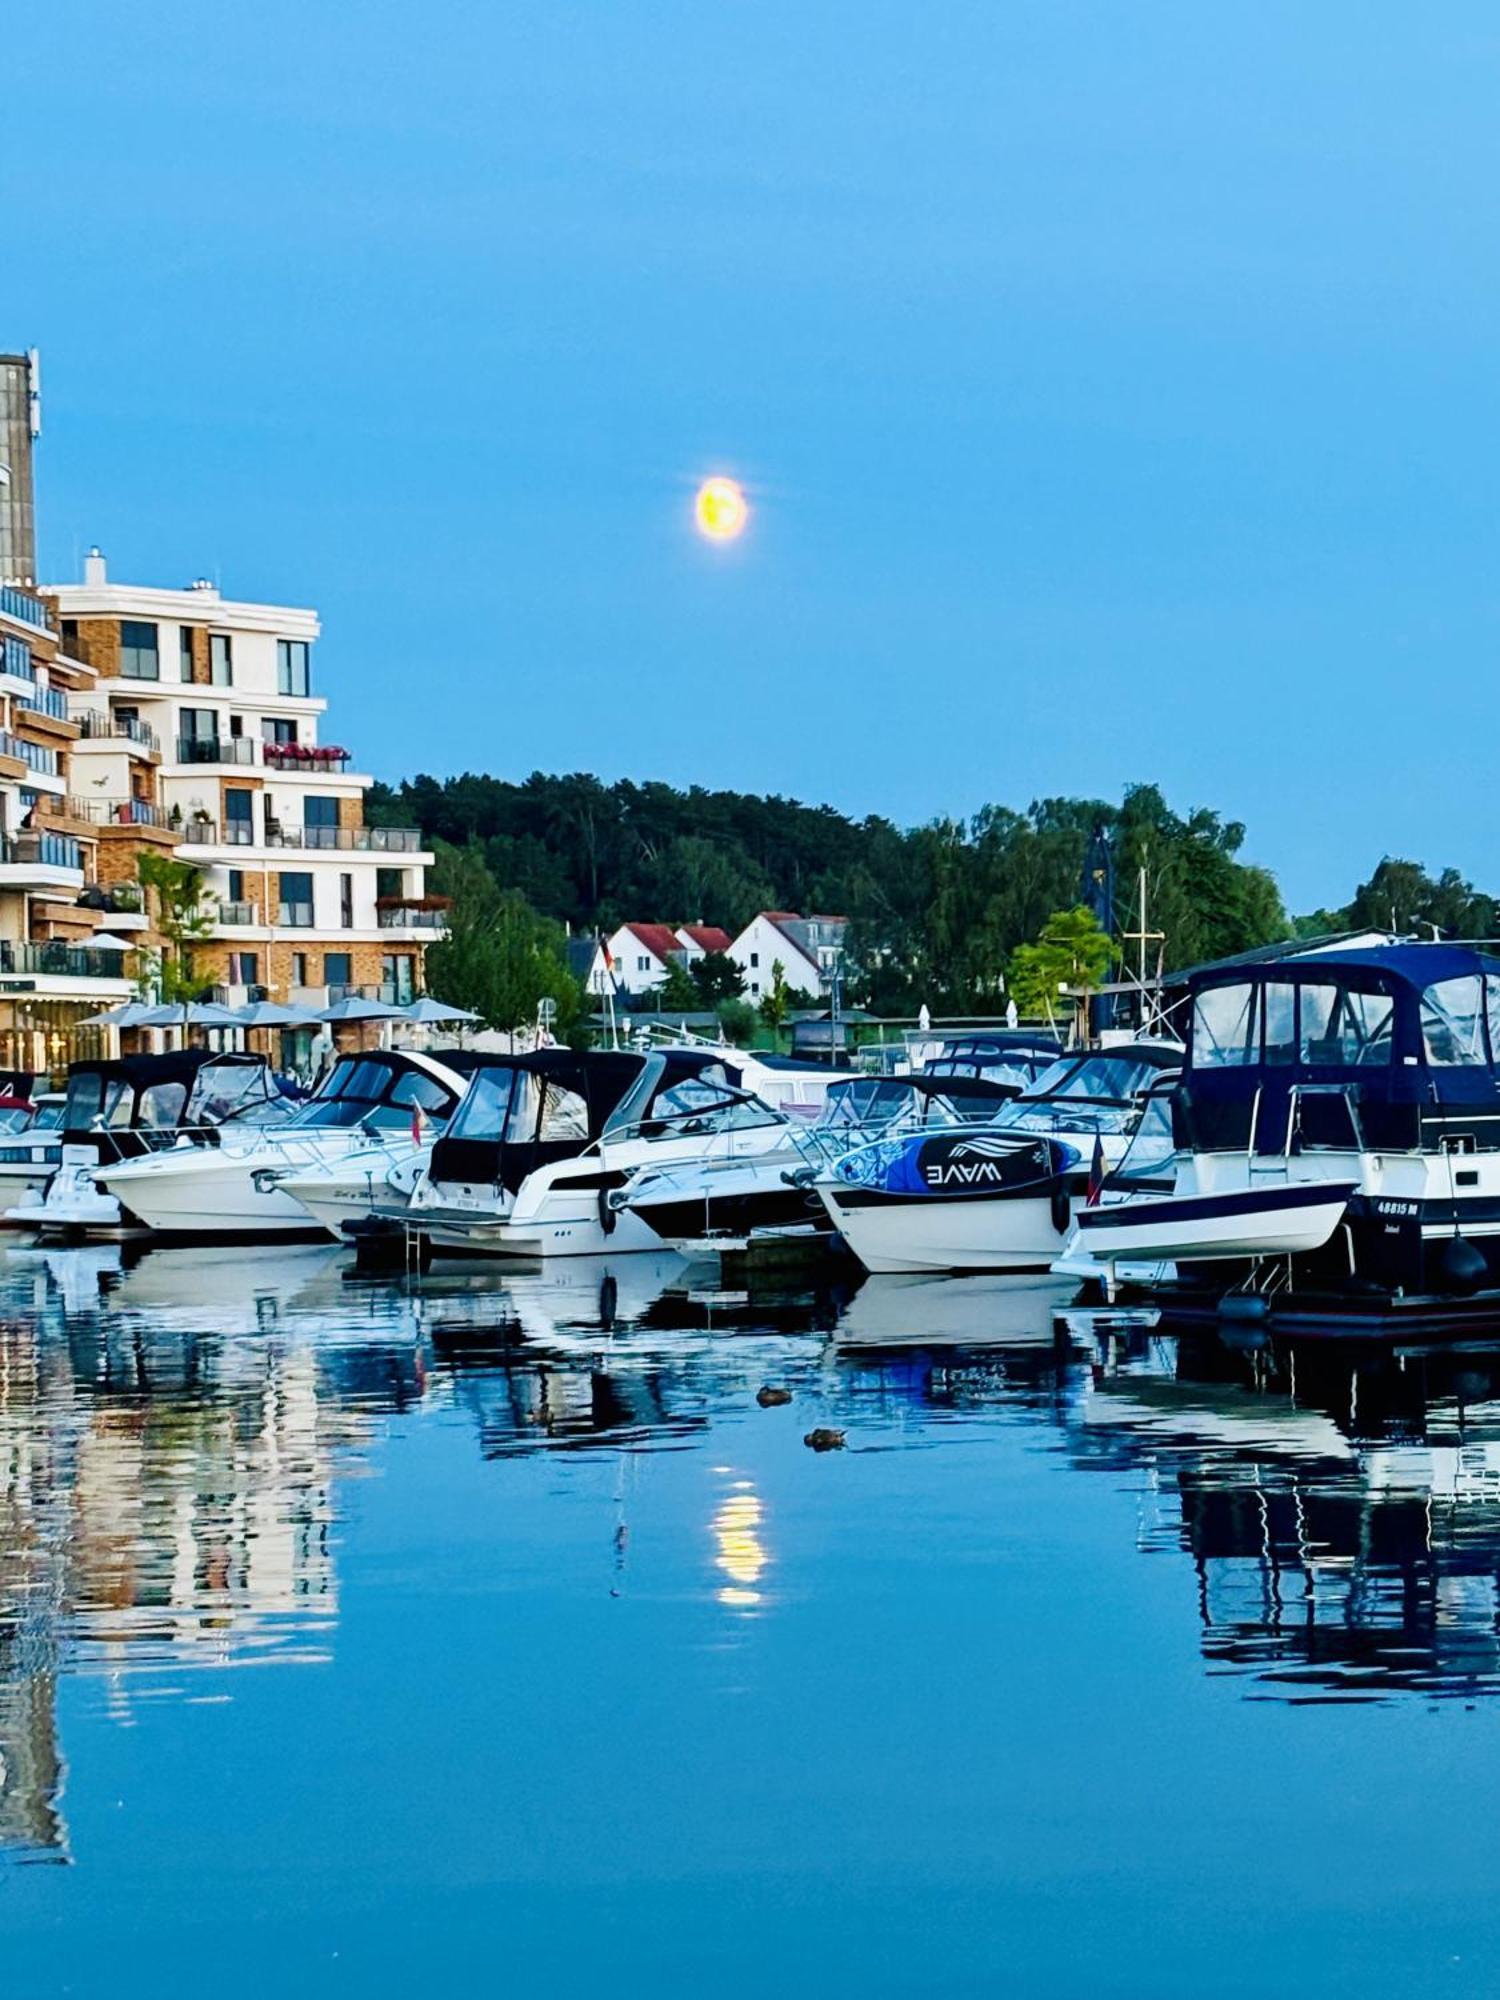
xmin=1247 ymin=1082 xmax=1367 ymax=1166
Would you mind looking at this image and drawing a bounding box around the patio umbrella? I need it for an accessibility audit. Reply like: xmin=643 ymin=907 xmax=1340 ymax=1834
xmin=78 ymin=1000 xmax=155 ymax=1027
xmin=134 ymin=1001 xmax=243 ymax=1028
xmin=400 ymin=996 xmax=478 ymax=1024
xmin=317 ymin=995 xmax=408 ymax=1023
xmin=232 ymin=1000 xmax=323 ymax=1028
xmin=87 ymin=933 xmax=139 ymax=955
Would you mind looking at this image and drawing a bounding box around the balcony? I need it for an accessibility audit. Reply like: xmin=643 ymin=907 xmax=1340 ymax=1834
xmin=263 ymin=742 xmax=352 ymax=774
xmin=216 ymin=900 xmax=259 ymax=926
xmin=0 ymin=831 xmax=83 ymax=871
xmin=378 ymin=906 xmax=447 ymax=929
xmin=0 ymin=732 xmax=58 ymax=776
xmin=0 ymin=588 xmax=50 ymax=633
xmin=78 ymin=709 xmax=160 ymax=753
xmin=0 ymin=941 xmax=129 ymax=980
xmin=175 ymin=822 xmax=424 ymax=853
xmin=1 ymin=636 xmax=34 ymax=684
xmin=19 ymin=685 xmax=69 ymax=721
xmin=176 ymin=735 xmax=258 ymax=766
xmin=63 ymin=795 xmax=169 ymax=829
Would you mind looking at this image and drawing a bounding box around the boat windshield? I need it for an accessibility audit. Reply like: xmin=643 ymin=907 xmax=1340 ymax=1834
xmin=288 ymin=1058 xmax=454 ymax=1131
xmin=999 ymin=1054 xmax=1172 ymax=1136
xmin=0 ymin=1106 xmax=32 ymax=1136
xmin=444 ymin=1068 xmax=596 ymax=1145
xmin=1110 ymin=1087 xmax=1178 ymax=1181
xmin=185 ymin=1060 xmax=284 ymax=1127
xmin=924 ymin=1050 xmax=1054 ymax=1091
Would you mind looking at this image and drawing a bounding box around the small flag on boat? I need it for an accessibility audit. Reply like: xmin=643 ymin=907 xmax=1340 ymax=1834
xmin=411 ymin=1101 xmax=426 ymax=1145
xmin=1087 ymin=1134 xmax=1106 ymax=1206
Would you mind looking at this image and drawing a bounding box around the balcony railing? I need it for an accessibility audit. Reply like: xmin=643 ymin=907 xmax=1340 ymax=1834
xmin=2 ymin=635 xmax=35 ymax=682
xmin=176 ymin=736 xmax=257 ymax=766
xmin=63 ymin=795 xmax=169 ymax=828
xmin=216 ymin=901 xmax=258 ymax=926
xmin=269 ymin=825 xmax=421 ymax=852
xmin=0 ymin=941 xmax=127 ymax=980
xmin=0 ymin=732 xmax=58 ymax=775
xmin=263 ymin=743 xmax=352 ymax=773
xmin=0 ymin=587 xmax=50 ymax=633
xmin=20 ymin=685 xmax=69 ymax=721
xmin=175 ymin=822 xmax=423 ymax=853
xmin=378 ymin=906 xmax=446 ymax=929
xmin=78 ymin=709 xmax=159 ymax=749
xmin=0 ymin=832 xmax=83 ymax=871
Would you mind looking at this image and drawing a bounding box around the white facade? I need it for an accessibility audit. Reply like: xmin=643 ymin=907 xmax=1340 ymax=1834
xmin=46 ymin=554 xmax=437 ymax=1005
xmin=728 ymin=913 xmax=846 ymax=1001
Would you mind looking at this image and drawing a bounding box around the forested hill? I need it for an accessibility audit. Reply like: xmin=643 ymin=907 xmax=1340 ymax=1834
xmin=370 ymin=770 xmax=1499 ymax=1012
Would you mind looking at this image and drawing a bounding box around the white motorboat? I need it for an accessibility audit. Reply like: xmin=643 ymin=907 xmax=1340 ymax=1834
xmin=86 ymin=1048 xmax=475 ymax=1239
xmin=0 ymin=1092 xmax=65 ymax=1209
xmin=817 ymin=1042 xmax=1183 ymax=1275
xmin=7 ymin=1052 xmax=297 ymax=1240
xmin=398 ymin=1046 xmax=849 ymax=1259
xmin=619 ymin=1071 xmax=1028 ymax=1254
xmin=1059 ymin=943 xmax=1500 ymax=1320
xmin=275 ymin=1139 xmax=431 ymax=1240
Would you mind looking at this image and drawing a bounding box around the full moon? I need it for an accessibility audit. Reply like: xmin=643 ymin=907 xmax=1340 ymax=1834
xmin=694 ymin=475 xmax=749 ymax=542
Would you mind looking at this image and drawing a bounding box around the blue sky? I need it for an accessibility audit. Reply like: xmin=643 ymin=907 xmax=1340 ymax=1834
xmin=13 ymin=3 xmax=1500 ymax=910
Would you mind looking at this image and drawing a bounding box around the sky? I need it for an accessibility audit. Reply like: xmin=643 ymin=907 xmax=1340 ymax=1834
xmin=11 ymin=2 xmax=1500 ymax=911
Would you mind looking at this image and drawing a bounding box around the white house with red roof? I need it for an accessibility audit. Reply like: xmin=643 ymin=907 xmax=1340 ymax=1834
xmin=586 ymin=921 xmax=734 ymax=997
xmin=728 ymin=912 xmax=849 ymax=1001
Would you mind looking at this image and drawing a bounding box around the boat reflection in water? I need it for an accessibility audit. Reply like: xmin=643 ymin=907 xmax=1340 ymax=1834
xmin=1073 ymin=1322 xmax=1500 ymax=1702
xmin=11 ymin=1248 xmax=1500 ymax=1868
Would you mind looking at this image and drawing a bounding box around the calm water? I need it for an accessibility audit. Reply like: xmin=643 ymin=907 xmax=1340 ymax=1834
xmin=3 ymin=1245 xmax=1500 ymax=1995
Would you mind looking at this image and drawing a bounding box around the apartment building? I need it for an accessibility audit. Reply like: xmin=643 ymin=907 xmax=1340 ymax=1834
xmin=0 ymin=581 xmax=135 ymax=1069
xmin=46 ymin=551 xmax=437 ymax=1012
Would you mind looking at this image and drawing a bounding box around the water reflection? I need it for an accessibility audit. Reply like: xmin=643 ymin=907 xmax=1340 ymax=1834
xmin=10 ymin=1243 xmax=1500 ymax=1863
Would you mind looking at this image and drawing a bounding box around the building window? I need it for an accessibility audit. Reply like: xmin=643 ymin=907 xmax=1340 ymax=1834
xmin=276 ymin=639 xmax=310 ymax=696
xmin=292 ymin=951 xmax=310 ymax=988
xmin=227 ymin=869 xmax=245 ymax=901
xmin=120 ymin=620 xmax=159 ymax=680
xmin=382 ymin=953 xmax=416 ymax=1004
xmin=225 ymin=788 xmax=254 ymax=845
xmin=227 ymin=951 xmax=259 ymax=986
xmin=179 ymin=628 xmax=195 ymax=681
xmin=637 ymin=956 xmax=650 ymax=973
xmin=210 ymin=633 xmax=233 ymax=686
xmin=278 ymin=870 xmax=314 ymax=927
xmin=376 ymin=866 xmax=402 ymax=900
xmin=61 ymin=618 xmax=78 ymax=650
xmin=340 ymin=871 xmax=354 ymax=928
xmin=263 ymin=717 xmax=297 ymax=745
xmin=749 ymin=951 xmax=759 ymax=968
xmin=323 ymin=951 xmax=352 ymax=988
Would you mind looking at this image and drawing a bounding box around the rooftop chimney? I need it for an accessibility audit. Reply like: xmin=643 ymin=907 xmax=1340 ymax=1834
xmin=83 ymin=545 xmax=106 ymax=586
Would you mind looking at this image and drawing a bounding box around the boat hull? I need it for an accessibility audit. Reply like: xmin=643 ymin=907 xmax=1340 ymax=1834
xmin=1075 ymin=1180 xmax=1356 ymax=1264
xmin=820 ymin=1184 xmax=1070 ymax=1274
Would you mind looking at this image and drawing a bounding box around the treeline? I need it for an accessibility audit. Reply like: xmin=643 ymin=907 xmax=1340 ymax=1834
xmin=372 ymin=769 xmax=1500 ymax=1025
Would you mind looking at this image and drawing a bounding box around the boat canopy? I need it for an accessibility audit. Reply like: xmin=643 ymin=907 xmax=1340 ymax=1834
xmin=430 ymin=1048 xmax=733 ymax=1191
xmin=1181 ymin=942 xmax=1500 ymax=1150
xmin=62 ymin=1049 xmax=218 ymax=1144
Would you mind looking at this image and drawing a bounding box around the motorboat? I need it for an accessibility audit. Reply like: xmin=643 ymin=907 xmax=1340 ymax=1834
xmin=83 ymin=1048 xmax=474 ymax=1239
xmin=816 ymin=1041 xmax=1182 ymax=1274
xmin=7 ymin=1052 xmax=296 ymax=1239
xmin=1066 ymin=942 xmax=1500 ymax=1321
xmin=618 ymin=1071 xmax=1028 ymax=1255
xmin=275 ymin=1136 xmax=432 ymax=1241
xmin=0 ymin=1091 xmax=65 ymax=1207
xmin=394 ymin=1047 xmax=803 ymax=1259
